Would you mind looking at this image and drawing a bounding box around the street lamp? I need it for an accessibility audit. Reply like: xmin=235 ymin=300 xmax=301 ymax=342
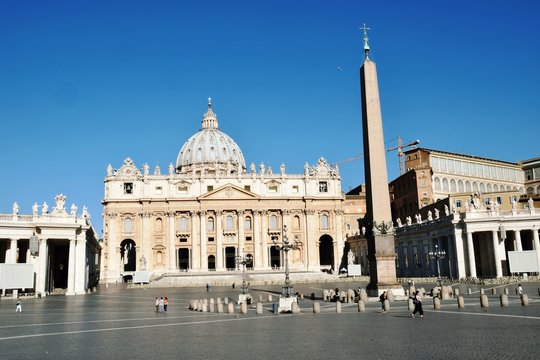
xmin=272 ymin=225 xmax=302 ymax=312
xmin=428 ymin=244 xmax=446 ymax=288
xmin=235 ymin=248 xmax=253 ymax=297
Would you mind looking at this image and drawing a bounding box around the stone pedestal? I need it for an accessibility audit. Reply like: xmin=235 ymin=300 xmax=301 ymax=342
xmin=366 ymin=235 xmax=404 ymax=296
xmin=278 ymin=295 xmax=297 ymax=313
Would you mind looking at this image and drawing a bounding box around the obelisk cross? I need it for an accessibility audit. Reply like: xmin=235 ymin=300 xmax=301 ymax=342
xmin=360 ymin=23 xmax=370 ymax=57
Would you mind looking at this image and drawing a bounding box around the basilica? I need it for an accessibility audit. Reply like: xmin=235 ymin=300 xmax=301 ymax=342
xmin=101 ymin=99 xmax=347 ymax=283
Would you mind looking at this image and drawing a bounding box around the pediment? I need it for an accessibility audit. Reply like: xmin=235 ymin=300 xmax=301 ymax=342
xmin=199 ymin=184 xmax=260 ymax=200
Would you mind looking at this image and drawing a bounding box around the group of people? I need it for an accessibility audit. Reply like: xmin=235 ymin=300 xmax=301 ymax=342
xmin=378 ymin=290 xmax=424 ymax=318
xmin=155 ymin=296 xmax=169 ymax=313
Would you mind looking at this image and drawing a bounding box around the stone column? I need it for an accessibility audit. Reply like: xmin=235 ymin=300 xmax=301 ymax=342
xmin=453 ymin=229 xmax=467 ymax=279
xmin=532 ymin=229 xmax=540 ymax=273
xmin=199 ymin=211 xmax=207 ymax=270
xmin=36 ymin=237 xmax=48 ymax=295
xmin=253 ymin=210 xmax=262 ymax=269
xmin=66 ymin=238 xmax=77 ymax=295
xmin=261 ymin=211 xmax=269 ymax=269
xmin=514 ymin=230 xmax=523 ymax=251
xmin=335 ymin=210 xmax=344 ymax=271
xmin=238 ymin=210 xmax=245 ymax=253
xmin=216 ymin=211 xmax=224 ymax=271
xmin=305 ymin=209 xmax=318 ymax=271
xmin=74 ymin=237 xmax=88 ymax=294
xmin=168 ymin=212 xmax=176 ymax=271
xmin=466 ymin=231 xmax=477 ymax=278
xmin=191 ymin=211 xmax=200 ymax=270
xmin=9 ymin=238 xmax=18 ymax=263
xmin=140 ymin=212 xmax=151 ymax=270
xmin=492 ymin=230 xmax=503 ymax=278
xmin=105 ymin=213 xmax=120 ymax=282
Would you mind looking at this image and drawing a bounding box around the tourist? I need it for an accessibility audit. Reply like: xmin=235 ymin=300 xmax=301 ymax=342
xmin=379 ymin=291 xmax=387 ymax=312
xmin=206 ymin=283 xmax=210 ymax=292
xmin=164 ymin=297 xmax=168 ymax=312
xmin=155 ymin=297 xmax=159 ymax=312
xmin=16 ymin=299 xmax=22 ymax=313
xmin=411 ymin=290 xmax=424 ymax=318
xmin=518 ymin=284 xmax=523 ymax=296
xmin=159 ymin=297 xmax=164 ymax=312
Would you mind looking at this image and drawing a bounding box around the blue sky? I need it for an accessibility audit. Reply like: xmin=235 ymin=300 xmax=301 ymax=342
xmin=1 ymin=0 xmax=539 ymax=233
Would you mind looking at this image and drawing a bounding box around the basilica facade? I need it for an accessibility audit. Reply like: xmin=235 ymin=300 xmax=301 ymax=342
xmin=101 ymin=100 xmax=346 ymax=283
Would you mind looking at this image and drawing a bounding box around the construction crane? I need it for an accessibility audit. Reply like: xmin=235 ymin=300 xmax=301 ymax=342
xmin=334 ymin=136 xmax=420 ymax=175
xmin=386 ymin=136 xmax=420 ymax=175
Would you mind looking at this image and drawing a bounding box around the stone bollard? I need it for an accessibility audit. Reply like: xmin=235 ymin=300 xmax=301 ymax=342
xmin=209 ymin=303 xmax=215 ymax=313
xmin=480 ymin=288 xmax=485 ymax=295
xmin=300 ymin=293 xmax=304 ymax=300
xmin=347 ymin=289 xmax=355 ymax=303
xmin=521 ymin=294 xmax=529 ymax=306
xmin=189 ymin=300 xmax=196 ymax=310
xmin=323 ymin=290 xmax=329 ymax=302
xmin=467 ymin=288 xmax=472 ymax=295
xmin=358 ymin=300 xmax=365 ymax=312
xmin=409 ymin=286 xmax=416 ymax=297
xmin=500 ymin=294 xmax=509 ymax=307
xmin=313 ymin=302 xmax=321 ymax=314
xmin=240 ymin=302 xmax=247 ymax=314
xmin=198 ymin=300 xmax=204 ymax=312
xmin=480 ymin=294 xmax=489 ymax=308
xmin=259 ymin=294 xmax=263 ymax=302
xmin=383 ymin=299 xmax=390 ymax=312
xmin=256 ymin=302 xmax=263 ymax=314
xmin=224 ymin=297 xmax=229 ymax=305
xmin=202 ymin=303 xmax=208 ymax=312
xmin=441 ymin=286 xmax=451 ymax=300
xmin=454 ymin=288 xmax=460 ymax=296
xmin=387 ymin=290 xmax=395 ymax=302
xmin=203 ymin=298 xmax=208 ymax=305
xmin=227 ymin=303 xmax=234 ymax=314
xmin=210 ymin=298 xmax=215 ymax=305
xmin=492 ymin=288 xmax=497 ymax=295
xmin=359 ymin=289 xmax=368 ymax=302
xmin=433 ymin=297 xmax=441 ymax=310
xmin=457 ymin=296 xmax=465 ymax=309
xmin=504 ymin=288 xmax=509 ymax=295
xmin=268 ymin=294 xmax=273 ymax=302
xmin=217 ymin=297 xmax=222 ymax=304
xmin=217 ymin=303 xmax=224 ymax=313
xmin=291 ymin=302 xmax=300 ymax=314
xmin=408 ymin=298 xmax=414 ymax=311
xmin=336 ymin=301 xmax=342 ymax=313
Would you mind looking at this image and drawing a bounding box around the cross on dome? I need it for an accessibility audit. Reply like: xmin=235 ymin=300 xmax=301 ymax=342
xmin=202 ymin=97 xmax=218 ymax=129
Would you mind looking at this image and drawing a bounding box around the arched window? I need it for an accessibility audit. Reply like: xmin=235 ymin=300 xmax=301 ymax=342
xmin=473 ymin=182 xmax=478 ymax=192
xmin=480 ymin=183 xmax=486 ymax=192
xmin=123 ymin=218 xmax=134 ymax=233
xmin=244 ymin=216 xmax=252 ymax=231
xmin=226 ymin=215 xmax=234 ymax=231
xmin=208 ymin=255 xmax=216 ymax=270
xmin=465 ymin=181 xmax=472 ymax=192
xmin=493 ymin=184 xmax=499 ymax=192
xmin=179 ymin=217 xmax=188 ymax=232
xmin=458 ymin=180 xmax=464 ymax=193
xmin=320 ymin=214 xmax=329 ymax=230
xmin=270 ymin=215 xmax=278 ymax=229
xmin=442 ymin=178 xmax=449 ymax=192
xmin=294 ymin=215 xmax=300 ymax=230
xmin=207 ymin=217 xmax=215 ymax=232
xmin=486 ymin=184 xmax=492 ymax=193
xmin=155 ymin=218 xmax=163 ymax=232
xmin=434 ymin=177 xmax=441 ymax=191
xmin=450 ymin=179 xmax=457 ymax=192
xmin=156 ymin=251 xmax=163 ymax=265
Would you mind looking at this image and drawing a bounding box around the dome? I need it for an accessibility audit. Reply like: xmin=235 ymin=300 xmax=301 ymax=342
xmin=176 ymin=98 xmax=246 ymax=174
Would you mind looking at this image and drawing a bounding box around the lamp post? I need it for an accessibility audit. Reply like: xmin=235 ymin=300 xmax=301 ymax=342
xmin=235 ymin=248 xmax=253 ymax=296
xmin=272 ymin=225 xmax=301 ymax=299
xmin=428 ymin=244 xmax=446 ymax=288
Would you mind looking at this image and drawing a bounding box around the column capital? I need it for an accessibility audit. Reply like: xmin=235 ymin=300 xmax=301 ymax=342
xmin=215 ymin=210 xmax=223 ymax=216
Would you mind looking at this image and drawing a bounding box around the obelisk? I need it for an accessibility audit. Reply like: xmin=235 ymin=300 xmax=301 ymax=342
xmin=359 ymin=24 xmax=403 ymax=296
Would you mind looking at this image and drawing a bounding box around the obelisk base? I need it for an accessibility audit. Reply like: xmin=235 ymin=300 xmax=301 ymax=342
xmin=366 ymin=234 xmax=404 ymax=297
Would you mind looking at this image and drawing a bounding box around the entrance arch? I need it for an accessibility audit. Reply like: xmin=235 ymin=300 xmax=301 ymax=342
xmin=120 ymin=239 xmax=136 ymax=272
xmin=178 ymin=248 xmax=190 ymax=270
xmin=319 ymin=235 xmax=334 ymax=271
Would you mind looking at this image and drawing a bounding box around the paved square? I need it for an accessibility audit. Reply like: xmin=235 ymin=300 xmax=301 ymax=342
xmin=1 ymin=282 xmax=539 ymax=359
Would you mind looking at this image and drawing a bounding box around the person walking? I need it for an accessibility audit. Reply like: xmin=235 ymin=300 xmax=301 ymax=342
xmin=159 ymin=297 xmax=164 ymax=313
xmin=379 ymin=291 xmax=387 ymax=312
xmin=518 ymin=284 xmax=523 ymax=296
xmin=411 ymin=290 xmax=424 ymax=318
xmin=16 ymin=299 xmax=22 ymax=313
xmin=155 ymin=297 xmax=159 ymax=312
xmin=164 ymin=297 xmax=168 ymax=312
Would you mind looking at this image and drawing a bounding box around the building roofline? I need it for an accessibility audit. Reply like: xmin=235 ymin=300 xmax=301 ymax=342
xmin=404 ymin=147 xmax=520 ymax=167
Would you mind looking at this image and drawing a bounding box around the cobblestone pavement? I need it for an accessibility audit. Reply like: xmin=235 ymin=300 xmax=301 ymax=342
xmin=1 ymin=281 xmax=539 ymax=359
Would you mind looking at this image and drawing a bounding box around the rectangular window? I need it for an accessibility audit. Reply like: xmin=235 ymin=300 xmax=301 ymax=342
xmin=155 ymin=186 xmax=162 ymax=194
xmin=292 ymin=185 xmax=299 ymax=193
xmin=124 ymin=182 xmax=133 ymax=194
xmin=207 ymin=185 xmax=214 ymax=192
xmin=319 ymin=181 xmax=328 ymax=193
xmin=246 ymin=236 xmax=252 ymax=242
xmin=268 ymin=184 xmax=278 ymax=193
xmin=455 ymin=200 xmax=462 ymax=208
xmin=179 ymin=238 xmax=187 ymax=243
xmin=244 ymin=185 xmax=251 ymax=191
xmin=496 ymin=196 xmax=502 ymax=204
xmin=208 ymin=237 xmax=214 ymax=242
xmin=177 ymin=185 xmax=188 ymax=193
